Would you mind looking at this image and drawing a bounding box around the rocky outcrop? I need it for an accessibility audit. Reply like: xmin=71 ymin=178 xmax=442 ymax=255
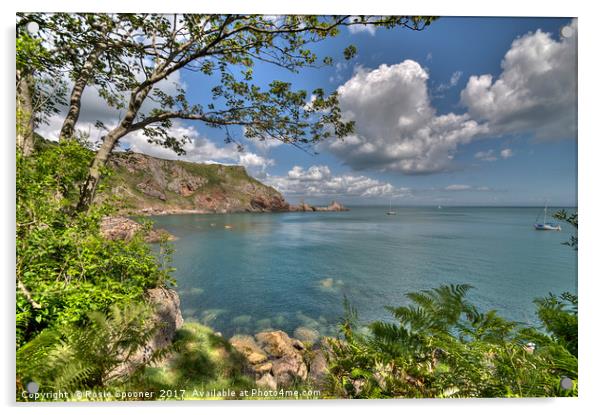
xmin=315 ymin=201 xmax=349 ymax=212
xmin=104 ymin=152 xmax=290 ymax=215
xmin=229 ymin=330 xmax=330 ymax=390
xmin=110 ymin=287 xmax=183 ymax=379
xmin=289 ymin=200 xmax=349 ymax=212
xmin=100 ymin=216 xmax=175 ymax=243
xmin=144 ymin=287 xmax=184 ymax=354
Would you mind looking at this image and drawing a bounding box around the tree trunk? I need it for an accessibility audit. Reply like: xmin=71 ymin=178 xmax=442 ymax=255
xmin=59 ymin=47 xmax=104 ymax=140
xmin=76 ymin=127 xmax=127 ymax=212
xmin=16 ymin=69 xmax=35 ymax=156
xmin=76 ymin=86 xmax=152 ymax=212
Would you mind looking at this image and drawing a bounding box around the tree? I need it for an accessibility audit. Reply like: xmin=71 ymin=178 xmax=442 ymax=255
xmin=18 ymin=14 xmax=436 ymax=211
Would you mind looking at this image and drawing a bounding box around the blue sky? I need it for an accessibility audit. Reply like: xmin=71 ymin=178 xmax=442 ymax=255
xmin=42 ymin=16 xmax=577 ymax=207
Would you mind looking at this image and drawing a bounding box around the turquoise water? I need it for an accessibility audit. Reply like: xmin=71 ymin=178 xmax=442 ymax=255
xmin=149 ymin=207 xmax=577 ymax=338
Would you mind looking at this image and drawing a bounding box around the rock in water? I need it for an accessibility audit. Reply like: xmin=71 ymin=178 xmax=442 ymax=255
xmin=294 ymin=327 xmax=320 ymax=346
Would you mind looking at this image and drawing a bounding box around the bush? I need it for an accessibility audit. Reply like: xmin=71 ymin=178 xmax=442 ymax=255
xmin=16 ymin=141 xmax=174 ymax=396
xmin=327 ymin=285 xmax=577 ymax=398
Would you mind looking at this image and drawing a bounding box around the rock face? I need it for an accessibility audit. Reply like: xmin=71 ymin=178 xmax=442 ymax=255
xmin=100 ymin=216 xmax=175 ymax=243
xmin=290 ymin=200 xmax=349 ymax=212
xmin=144 ymin=287 xmax=184 ymax=354
xmin=230 ymin=330 xmax=329 ymax=390
xmin=110 ymin=287 xmax=183 ymax=378
xmin=103 ymin=152 xmax=290 ymax=215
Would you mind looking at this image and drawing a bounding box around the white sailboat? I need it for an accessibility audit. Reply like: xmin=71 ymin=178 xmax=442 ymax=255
xmin=534 ymin=204 xmax=561 ymax=231
xmin=386 ymin=198 xmax=396 ymax=215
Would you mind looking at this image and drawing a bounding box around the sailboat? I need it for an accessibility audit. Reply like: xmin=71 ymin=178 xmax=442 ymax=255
xmin=534 ymin=204 xmax=561 ymax=231
xmin=386 ymin=198 xmax=396 ymax=215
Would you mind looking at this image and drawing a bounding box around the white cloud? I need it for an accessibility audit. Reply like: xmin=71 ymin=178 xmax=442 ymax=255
xmin=500 ymin=148 xmax=513 ymax=159
xmin=460 ymin=19 xmax=577 ymax=140
xmin=435 ymin=70 xmax=463 ymax=92
xmin=449 ymin=70 xmax=463 ymax=87
xmin=120 ymin=122 xmax=274 ymax=177
xmin=444 ymin=184 xmax=491 ymax=192
xmin=34 ymin=71 xmax=275 ymax=177
xmin=287 ymin=165 xmax=332 ymax=181
xmin=265 ymin=165 xmax=409 ymax=199
xmin=347 ymin=17 xmax=377 ymax=35
xmin=327 ymin=21 xmax=576 ymax=176
xmin=474 ymin=149 xmax=497 ymax=162
xmin=326 ymin=61 xmax=488 ymax=174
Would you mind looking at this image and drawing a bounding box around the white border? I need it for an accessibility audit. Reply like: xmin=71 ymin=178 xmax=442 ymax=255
xmin=2 ymin=1 xmax=600 ymax=414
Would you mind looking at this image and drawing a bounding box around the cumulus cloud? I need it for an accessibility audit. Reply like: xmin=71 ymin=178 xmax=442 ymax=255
xmin=265 ymin=165 xmax=409 ymax=199
xmin=500 ymin=148 xmax=513 ymax=159
xmin=326 ymin=21 xmax=576 ymax=175
xmin=325 ymin=61 xmax=488 ymax=174
xmin=460 ymin=19 xmax=577 ymax=140
xmin=120 ymin=122 xmax=274 ymax=176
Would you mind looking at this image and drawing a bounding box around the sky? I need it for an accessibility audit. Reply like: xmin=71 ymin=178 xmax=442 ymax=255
xmin=38 ymin=16 xmax=578 ymax=207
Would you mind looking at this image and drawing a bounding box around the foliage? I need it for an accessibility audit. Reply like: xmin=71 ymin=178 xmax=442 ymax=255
xmin=17 ymin=302 xmax=164 ymax=399
xmin=17 ymin=13 xmax=436 ymax=153
xmin=327 ymin=284 xmax=578 ymax=398
xmin=554 ymin=209 xmax=578 ymax=249
xmin=534 ymin=292 xmax=578 ymax=357
xmin=16 ymin=140 xmax=174 ymax=348
xmin=127 ymin=322 xmax=255 ymax=400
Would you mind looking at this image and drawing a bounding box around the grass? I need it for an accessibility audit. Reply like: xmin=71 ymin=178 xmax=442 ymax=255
xmin=129 ymin=322 xmax=255 ymax=400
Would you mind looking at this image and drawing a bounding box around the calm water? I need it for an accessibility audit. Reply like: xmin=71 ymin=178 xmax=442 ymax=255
xmin=149 ymin=207 xmax=577 ymax=338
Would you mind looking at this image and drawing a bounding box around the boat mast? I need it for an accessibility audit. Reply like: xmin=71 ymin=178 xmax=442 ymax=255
xmin=544 ymin=203 xmax=547 ymax=224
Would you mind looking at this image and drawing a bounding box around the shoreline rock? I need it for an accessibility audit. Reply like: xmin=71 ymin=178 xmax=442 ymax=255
xmin=229 ymin=329 xmax=330 ymax=390
xmin=100 ymin=216 xmax=176 ymax=242
xmin=288 ymin=200 xmax=349 ymax=213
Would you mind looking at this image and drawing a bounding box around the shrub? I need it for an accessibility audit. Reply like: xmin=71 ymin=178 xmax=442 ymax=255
xmin=327 ymin=284 xmax=577 ymax=398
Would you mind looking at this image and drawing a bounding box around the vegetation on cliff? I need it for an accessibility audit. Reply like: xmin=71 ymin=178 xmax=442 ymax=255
xmin=103 ymin=152 xmax=289 ymax=215
xmin=16 ymin=140 xmax=176 ymax=397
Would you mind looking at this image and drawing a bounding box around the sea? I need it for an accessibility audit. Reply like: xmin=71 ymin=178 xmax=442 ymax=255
xmin=148 ymin=206 xmax=577 ymax=338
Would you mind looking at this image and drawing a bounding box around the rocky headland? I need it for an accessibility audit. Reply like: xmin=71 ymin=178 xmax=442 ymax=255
xmin=101 ymin=152 xmax=348 ymax=216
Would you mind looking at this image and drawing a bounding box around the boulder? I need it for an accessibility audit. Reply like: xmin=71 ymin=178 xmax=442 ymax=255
xmin=108 ymin=287 xmax=183 ymax=379
xmin=136 ymin=181 xmax=166 ymax=201
xmin=255 ymin=330 xmax=299 ymax=358
xmin=293 ymin=327 xmax=320 ymax=346
xmin=308 ymin=348 xmax=329 ymax=388
xmin=230 ymin=335 xmax=268 ymax=366
xmin=144 ymin=287 xmax=184 ymax=353
xmin=271 ymin=354 xmax=308 ymax=387
xmin=256 ymin=373 xmax=277 ymax=390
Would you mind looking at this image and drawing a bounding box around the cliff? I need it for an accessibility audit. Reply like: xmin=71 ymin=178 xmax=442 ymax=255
xmin=103 ymin=152 xmax=290 ymax=215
